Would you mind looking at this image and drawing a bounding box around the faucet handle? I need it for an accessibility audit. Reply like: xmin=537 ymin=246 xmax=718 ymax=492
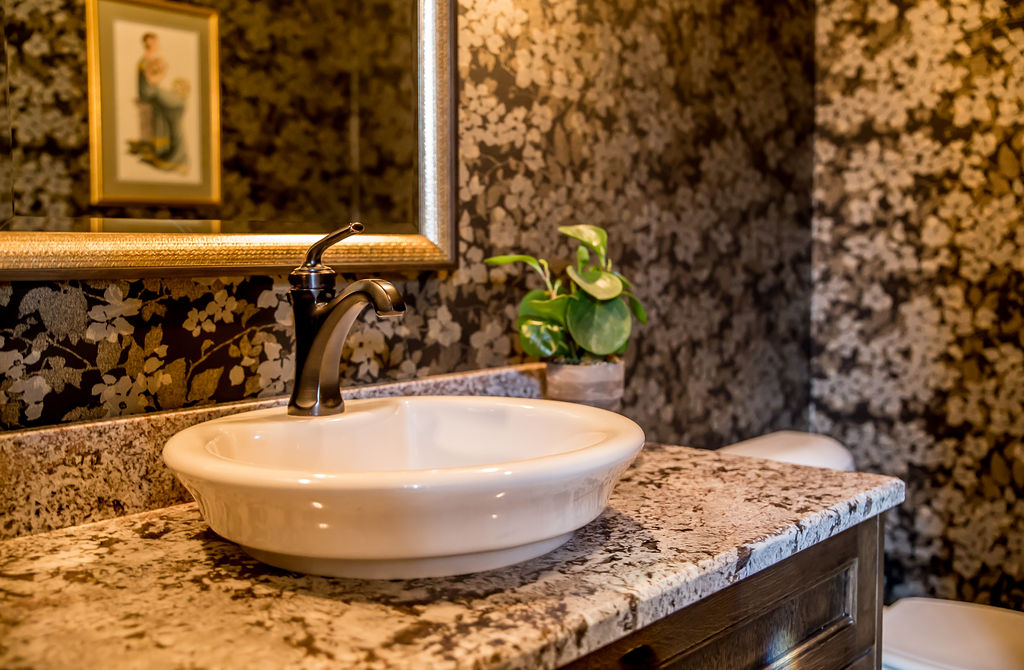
xmin=290 ymin=223 xmax=365 ymax=291
xmin=300 ymin=222 xmax=364 ymax=268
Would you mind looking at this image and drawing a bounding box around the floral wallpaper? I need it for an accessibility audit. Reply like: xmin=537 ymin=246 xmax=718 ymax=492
xmin=7 ymin=0 xmax=1018 ymax=617
xmin=3 ymin=0 xmax=415 ymax=228
xmin=812 ymin=0 xmax=1024 ymax=609
xmin=1 ymin=0 xmax=814 ymax=444
xmin=0 ymin=277 xmax=293 ymax=426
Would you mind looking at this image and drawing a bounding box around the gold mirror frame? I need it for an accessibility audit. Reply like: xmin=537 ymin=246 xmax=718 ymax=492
xmin=0 ymin=0 xmax=455 ymax=279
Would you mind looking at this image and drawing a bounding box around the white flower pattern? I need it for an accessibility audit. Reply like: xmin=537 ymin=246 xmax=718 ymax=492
xmin=814 ymin=0 xmax=1024 ymax=608
xmin=2 ymin=0 xmax=1020 ymax=610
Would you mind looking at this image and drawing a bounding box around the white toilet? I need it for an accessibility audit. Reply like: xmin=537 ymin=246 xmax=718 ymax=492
xmin=719 ymin=431 xmax=1024 ymax=670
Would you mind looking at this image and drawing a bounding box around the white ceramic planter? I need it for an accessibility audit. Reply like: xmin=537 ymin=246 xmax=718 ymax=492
xmin=545 ymin=360 xmax=625 ymax=411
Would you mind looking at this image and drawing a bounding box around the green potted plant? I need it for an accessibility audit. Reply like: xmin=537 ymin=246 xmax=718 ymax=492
xmin=485 ymin=225 xmax=646 ymax=410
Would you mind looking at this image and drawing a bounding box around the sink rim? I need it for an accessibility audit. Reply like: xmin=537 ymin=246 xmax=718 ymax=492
xmin=163 ymin=395 xmax=646 ymax=491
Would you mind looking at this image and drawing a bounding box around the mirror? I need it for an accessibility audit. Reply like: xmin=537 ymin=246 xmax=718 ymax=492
xmin=0 ymin=0 xmax=454 ymax=278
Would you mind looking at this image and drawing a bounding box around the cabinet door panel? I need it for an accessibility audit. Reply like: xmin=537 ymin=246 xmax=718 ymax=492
xmin=564 ymin=516 xmax=882 ymax=670
xmin=662 ymin=560 xmax=855 ymax=669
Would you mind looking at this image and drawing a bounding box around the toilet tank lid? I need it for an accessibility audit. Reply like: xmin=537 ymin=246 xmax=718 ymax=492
xmin=882 ymin=597 xmax=1024 ymax=670
xmin=717 ymin=431 xmax=855 ymax=471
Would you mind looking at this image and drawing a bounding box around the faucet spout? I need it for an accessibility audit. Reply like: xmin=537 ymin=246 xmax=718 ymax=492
xmin=287 ymin=226 xmax=406 ymax=417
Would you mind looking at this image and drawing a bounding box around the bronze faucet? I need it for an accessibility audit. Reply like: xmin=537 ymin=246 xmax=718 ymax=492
xmin=288 ymin=223 xmax=405 ymax=416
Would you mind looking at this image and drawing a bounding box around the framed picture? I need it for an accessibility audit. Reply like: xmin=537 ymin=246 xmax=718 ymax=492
xmin=86 ymin=0 xmax=220 ymax=205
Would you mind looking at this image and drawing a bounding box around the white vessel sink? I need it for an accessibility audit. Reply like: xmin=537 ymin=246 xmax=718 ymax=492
xmin=163 ymin=396 xmax=645 ymax=579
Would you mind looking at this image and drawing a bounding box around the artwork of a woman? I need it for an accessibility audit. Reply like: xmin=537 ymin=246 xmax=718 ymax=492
xmin=129 ymin=32 xmax=190 ymax=171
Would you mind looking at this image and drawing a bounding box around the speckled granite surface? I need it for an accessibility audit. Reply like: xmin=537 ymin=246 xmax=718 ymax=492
xmin=0 ymin=445 xmax=904 ymax=670
xmin=0 ymin=364 xmax=544 ymax=540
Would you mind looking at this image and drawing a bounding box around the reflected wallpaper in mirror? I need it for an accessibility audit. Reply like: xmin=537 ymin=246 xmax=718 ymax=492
xmin=4 ymin=0 xmax=417 ymax=233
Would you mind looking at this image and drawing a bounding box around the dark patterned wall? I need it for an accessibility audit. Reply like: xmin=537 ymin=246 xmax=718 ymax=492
xmin=3 ymin=0 xmax=415 ymax=228
xmin=813 ymin=0 xmax=1024 ymax=609
xmin=0 ymin=277 xmax=292 ymax=425
xmin=4 ymin=0 xmax=1022 ymax=618
xmin=0 ymin=0 xmax=814 ymax=451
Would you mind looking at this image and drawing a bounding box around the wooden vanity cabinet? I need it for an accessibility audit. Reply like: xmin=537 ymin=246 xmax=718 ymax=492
xmin=564 ymin=516 xmax=883 ymax=670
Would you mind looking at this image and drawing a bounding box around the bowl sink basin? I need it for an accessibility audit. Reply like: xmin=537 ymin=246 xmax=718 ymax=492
xmin=163 ymin=396 xmax=645 ymax=579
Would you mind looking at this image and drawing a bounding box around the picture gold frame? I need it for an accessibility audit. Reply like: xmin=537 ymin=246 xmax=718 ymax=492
xmin=86 ymin=0 xmax=221 ymax=205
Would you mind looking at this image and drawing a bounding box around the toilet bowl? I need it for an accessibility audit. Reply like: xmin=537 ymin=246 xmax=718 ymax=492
xmin=718 ymin=431 xmax=1024 ymax=670
xmin=718 ymin=430 xmax=855 ymax=471
xmin=882 ymin=596 xmax=1024 ymax=670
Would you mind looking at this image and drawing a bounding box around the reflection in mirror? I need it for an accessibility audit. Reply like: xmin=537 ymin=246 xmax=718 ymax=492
xmin=0 ymin=11 xmax=12 ymax=223
xmin=0 ymin=0 xmax=454 ymax=277
xmin=3 ymin=0 xmax=417 ymax=233
xmin=3 ymin=0 xmax=432 ymax=231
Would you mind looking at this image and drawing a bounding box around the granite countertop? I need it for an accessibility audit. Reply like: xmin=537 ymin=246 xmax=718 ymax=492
xmin=0 ymin=444 xmax=904 ymax=670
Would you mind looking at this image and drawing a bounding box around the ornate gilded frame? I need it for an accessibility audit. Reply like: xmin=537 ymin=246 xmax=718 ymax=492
xmin=0 ymin=0 xmax=456 ymax=279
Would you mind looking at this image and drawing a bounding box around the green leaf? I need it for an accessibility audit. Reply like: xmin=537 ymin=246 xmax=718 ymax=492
xmin=559 ymin=225 xmax=608 ymax=261
xmin=624 ymin=292 xmax=648 ymax=325
xmin=566 ymin=266 xmax=623 ymax=300
xmin=614 ymin=339 xmax=628 ymax=355
xmin=517 ymin=318 xmax=568 ymax=358
xmin=517 ymin=289 xmax=552 ymax=319
xmin=527 ymin=295 xmax=572 ymax=326
xmin=612 ymin=270 xmax=633 ymax=290
xmin=576 ymin=245 xmax=590 ymax=273
xmin=485 ymin=254 xmax=545 ymax=280
xmin=566 ymin=294 xmax=631 ymax=356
